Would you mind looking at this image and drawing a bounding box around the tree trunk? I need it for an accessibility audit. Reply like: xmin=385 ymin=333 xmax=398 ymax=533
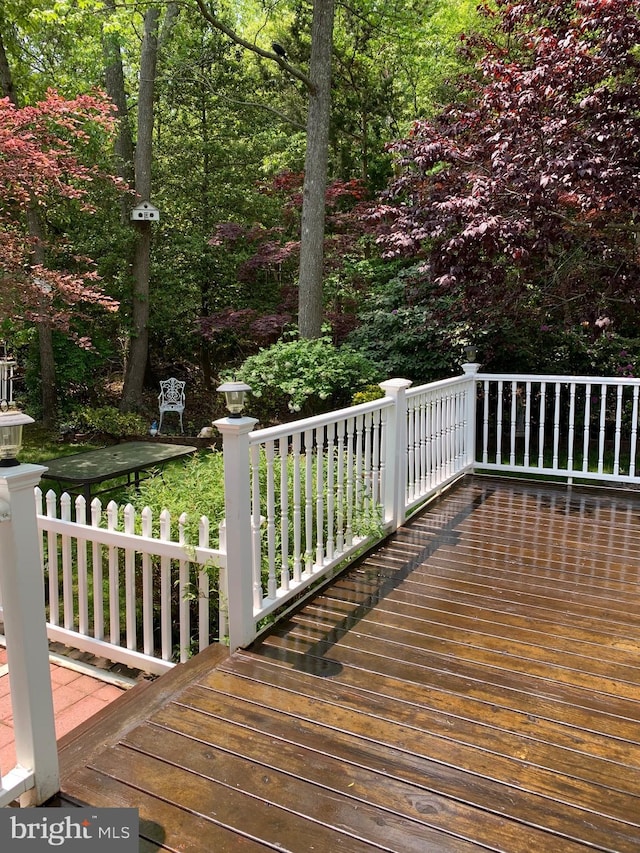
xmin=297 ymin=0 xmax=335 ymax=339
xmin=0 ymin=29 xmax=17 ymax=104
xmin=119 ymin=6 xmax=160 ymax=412
xmin=102 ymin=0 xmax=135 ymax=218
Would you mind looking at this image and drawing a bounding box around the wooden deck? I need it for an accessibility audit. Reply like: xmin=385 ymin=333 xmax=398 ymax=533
xmin=52 ymin=475 xmax=640 ymax=852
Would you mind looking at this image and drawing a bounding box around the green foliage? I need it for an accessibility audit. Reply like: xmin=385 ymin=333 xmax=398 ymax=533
xmin=131 ymin=452 xmax=226 ymax=543
xmin=351 ymin=385 xmax=384 ymax=405
xmin=347 ymin=269 xmax=468 ymax=382
xmin=67 ymin=406 xmax=147 ymax=438
xmin=233 ymin=336 xmax=380 ymax=421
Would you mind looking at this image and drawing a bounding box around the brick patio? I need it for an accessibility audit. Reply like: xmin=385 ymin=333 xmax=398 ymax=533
xmin=0 ymin=646 xmax=127 ymax=773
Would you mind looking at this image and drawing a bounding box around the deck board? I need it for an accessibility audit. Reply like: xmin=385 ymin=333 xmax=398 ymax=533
xmin=54 ymin=476 xmax=640 ymax=851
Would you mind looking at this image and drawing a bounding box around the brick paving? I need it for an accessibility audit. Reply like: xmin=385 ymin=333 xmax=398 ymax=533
xmin=0 ymin=646 xmax=127 ymax=774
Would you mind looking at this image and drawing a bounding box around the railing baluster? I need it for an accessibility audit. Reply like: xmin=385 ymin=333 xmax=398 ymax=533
xmin=630 ymin=386 xmax=639 ymax=478
xmin=292 ymin=432 xmax=302 ymax=581
xmin=426 ymin=392 xmax=434 ymax=489
xmin=326 ymin=422 xmax=335 ymax=561
xmin=355 ymin=414 xmax=364 ymax=536
xmin=496 ymin=381 xmax=504 ymax=465
xmin=523 ymin=382 xmax=532 ymax=468
xmin=552 ymin=382 xmax=561 ymax=470
xmin=279 ymin=438 xmax=290 ymax=589
xmin=433 ymin=394 xmax=441 ymax=483
xmin=304 ymin=427 xmax=314 ymax=572
xmin=537 ymin=382 xmax=546 ymax=469
xmin=378 ymin=407 xmax=388 ymax=512
xmin=265 ymin=440 xmax=277 ymax=597
xmin=335 ymin=420 xmax=345 ymax=553
xmin=372 ymin=410 xmax=381 ymax=507
xmin=250 ymin=443 xmax=263 ymax=609
xmin=598 ymin=383 xmax=607 ymax=474
xmin=345 ymin=417 xmax=355 ymax=547
xmin=582 ymin=383 xmax=592 ymax=473
xmin=567 ymin=382 xmax=576 ymax=472
xmin=482 ymin=380 xmax=490 ymax=464
xmin=315 ymin=426 xmax=325 ymax=567
xmin=509 ymin=381 xmax=518 ymax=466
xmin=364 ymin=411 xmax=373 ymax=519
xmin=407 ymin=399 xmax=416 ymax=501
xmin=614 ymin=384 xmax=623 ymax=476
xmin=418 ymin=395 xmax=427 ymax=492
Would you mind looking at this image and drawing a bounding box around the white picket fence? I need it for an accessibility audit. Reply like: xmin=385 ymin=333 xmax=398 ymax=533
xmin=35 ymin=491 xmax=226 ymax=676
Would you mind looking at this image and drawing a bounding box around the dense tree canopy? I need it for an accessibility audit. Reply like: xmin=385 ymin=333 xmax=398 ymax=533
xmin=8 ymin=1 xmax=639 ymax=423
xmin=0 ymin=89 xmax=119 ymax=338
xmin=373 ymin=0 xmax=640 ymax=367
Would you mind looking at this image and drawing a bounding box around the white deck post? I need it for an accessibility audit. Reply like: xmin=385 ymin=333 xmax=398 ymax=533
xmin=0 ymin=464 xmax=59 ymax=805
xmin=462 ymin=362 xmax=480 ymax=469
xmin=379 ymin=378 xmax=412 ymax=532
xmin=214 ymin=416 xmax=258 ymax=652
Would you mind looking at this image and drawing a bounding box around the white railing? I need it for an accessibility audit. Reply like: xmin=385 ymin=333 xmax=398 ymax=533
xmin=475 ymin=373 xmax=640 ymax=483
xmin=35 ymin=490 xmax=227 ymax=676
xmin=219 ymin=373 xmax=478 ymax=649
xmin=405 ymin=373 xmax=477 ymax=511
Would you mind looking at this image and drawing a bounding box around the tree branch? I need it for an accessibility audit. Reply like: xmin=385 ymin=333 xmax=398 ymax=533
xmin=192 ymin=0 xmax=314 ymax=92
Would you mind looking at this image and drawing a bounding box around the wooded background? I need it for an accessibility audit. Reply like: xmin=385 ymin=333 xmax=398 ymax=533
xmin=2 ymin=0 xmax=639 ymax=431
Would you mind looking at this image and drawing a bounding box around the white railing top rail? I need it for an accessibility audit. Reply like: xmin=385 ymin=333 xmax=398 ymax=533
xmin=248 ymin=394 xmax=395 ymax=445
xmin=407 ymin=373 xmax=477 ymax=397
xmin=476 ymin=372 xmax=640 ymax=386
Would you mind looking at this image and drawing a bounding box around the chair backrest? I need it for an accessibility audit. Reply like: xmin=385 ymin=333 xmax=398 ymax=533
xmin=159 ymin=378 xmax=185 ymax=409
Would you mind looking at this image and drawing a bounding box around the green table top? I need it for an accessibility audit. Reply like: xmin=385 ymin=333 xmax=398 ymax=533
xmin=42 ymin=441 xmax=197 ymax=485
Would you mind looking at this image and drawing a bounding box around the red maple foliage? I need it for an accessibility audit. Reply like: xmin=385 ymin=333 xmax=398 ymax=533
xmin=373 ymin=0 xmax=640 ymax=335
xmin=0 ymin=89 xmax=122 ymax=339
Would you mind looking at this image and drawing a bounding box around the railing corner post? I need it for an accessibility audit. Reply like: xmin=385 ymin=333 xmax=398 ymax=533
xmin=0 ymin=463 xmax=59 ymax=805
xmin=379 ymin=378 xmax=412 ymax=532
xmin=462 ymin=361 xmax=480 ymax=469
xmin=214 ymin=416 xmax=258 ymax=653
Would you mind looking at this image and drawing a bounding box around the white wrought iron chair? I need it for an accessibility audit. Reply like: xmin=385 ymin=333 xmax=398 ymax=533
xmin=158 ymin=377 xmax=186 ymax=434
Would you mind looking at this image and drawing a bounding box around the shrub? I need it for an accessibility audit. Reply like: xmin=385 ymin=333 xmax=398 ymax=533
xmin=67 ymin=405 xmax=148 ymax=438
xmin=352 ymin=385 xmax=385 ymax=406
xmin=232 ymin=336 xmax=380 ymax=422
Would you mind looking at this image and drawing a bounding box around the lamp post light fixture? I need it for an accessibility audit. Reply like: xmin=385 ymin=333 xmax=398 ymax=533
xmin=217 ymin=381 xmax=251 ymax=418
xmin=464 ymin=344 xmax=478 ymax=363
xmin=0 ymin=402 xmax=34 ymax=467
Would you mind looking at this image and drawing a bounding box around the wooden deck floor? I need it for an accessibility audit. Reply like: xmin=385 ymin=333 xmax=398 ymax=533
xmin=53 ymin=475 xmax=640 ymax=852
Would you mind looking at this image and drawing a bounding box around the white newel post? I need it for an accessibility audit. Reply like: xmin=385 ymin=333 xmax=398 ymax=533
xmin=214 ymin=416 xmax=258 ymax=653
xmin=379 ymin=378 xmax=412 ymax=532
xmin=0 ymin=464 xmax=59 ymax=806
xmin=462 ymin=362 xmax=480 ymax=469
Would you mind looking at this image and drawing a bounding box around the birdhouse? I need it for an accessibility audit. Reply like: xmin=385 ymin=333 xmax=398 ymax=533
xmin=130 ymin=202 xmax=160 ymax=222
